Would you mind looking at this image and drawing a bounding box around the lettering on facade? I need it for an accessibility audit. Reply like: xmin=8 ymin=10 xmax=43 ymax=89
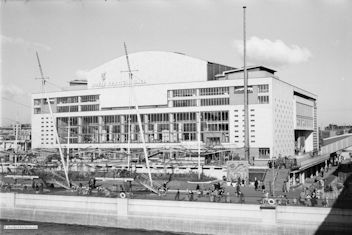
xmin=91 ymin=79 xmax=146 ymax=88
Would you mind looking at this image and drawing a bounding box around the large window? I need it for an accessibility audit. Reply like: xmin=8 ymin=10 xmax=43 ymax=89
xmin=258 ymin=84 xmax=269 ymax=93
xmin=81 ymin=104 xmax=99 ymax=111
xmin=34 ymin=99 xmax=41 ymax=105
xmin=57 ymin=96 xmax=78 ymax=104
xmin=258 ymin=96 xmax=269 ymax=104
xmin=201 ymin=98 xmax=229 ymax=106
xmin=81 ymin=95 xmax=99 ymax=103
xmin=259 ymin=148 xmax=270 ymax=158
xmin=57 ymin=105 xmax=79 ymax=113
xmin=58 ymin=111 xmax=229 ymax=145
xmin=234 ymin=86 xmax=253 ymax=94
xmin=173 ymin=100 xmax=197 ymax=107
xmin=200 ymin=87 xmax=229 ymax=96
xmin=172 ymin=89 xmax=196 ymax=97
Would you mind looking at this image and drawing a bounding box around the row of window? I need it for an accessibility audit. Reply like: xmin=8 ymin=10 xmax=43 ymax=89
xmin=35 ymin=95 xmax=99 ymax=106
xmin=57 ymin=106 xmax=79 ymax=113
xmin=57 ymin=96 xmax=78 ymax=104
xmin=200 ymin=98 xmax=229 ymax=106
xmin=199 ymin=87 xmax=229 ymax=96
xmin=296 ymin=117 xmax=313 ymax=128
xmin=56 ymin=112 xmax=229 ymax=127
xmin=173 ymin=100 xmax=197 ymax=107
xmin=171 ymin=84 xmax=268 ymax=97
xmin=296 ymin=102 xmax=313 ymax=118
xmin=81 ymin=105 xmax=99 ymax=112
xmin=258 ymin=84 xmax=269 ymax=93
xmin=258 ymin=96 xmax=269 ymax=104
xmin=172 ymin=89 xmax=196 ymax=97
xmin=81 ymin=95 xmax=99 ymax=103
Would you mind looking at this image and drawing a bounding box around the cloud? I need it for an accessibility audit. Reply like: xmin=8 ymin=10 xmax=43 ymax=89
xmin=1 ymin=34 xmax=51 ymax=51
xmin=1 ymin=84 xmax=29 ymax=99
xmin=76 ymin=70 xmax=89 ymax=79
xmin=233 ymin=36 xmax=312 ymax=67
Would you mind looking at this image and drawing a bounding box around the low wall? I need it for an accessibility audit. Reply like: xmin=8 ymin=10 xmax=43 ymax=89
xmin=1 ymin=193 xmax=352 ymax=234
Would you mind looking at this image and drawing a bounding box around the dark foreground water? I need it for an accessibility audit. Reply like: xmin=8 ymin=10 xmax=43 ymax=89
xmin=0 ymin=219 xmax=186 ymax=235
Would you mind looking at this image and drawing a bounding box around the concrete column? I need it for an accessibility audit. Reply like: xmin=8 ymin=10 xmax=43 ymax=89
xmin=315 ymin=167 xmax=319 ymax=177
xmin=178 ymin=123 xmax=183 ymax=141
xmin=154 ymin=124 xmax=158 ymax=140
xmin=196 ymin=112 xmax=201 ymax=142
xmin=121 ymin=116 xmax=125 ymax=143
xmin=131 ymin=124 xmax=135 ymax=141
xmin=98 ymin=116 xmax=103 ymax=143
xmin=169 ymin=113 xmax=174 ymax=142
xmin=300 ymin=171 xmax=305 ymax=184
xmin=109 ymin=125 xmax=113 ymax=142
xmin=144 ymin=114 xmax=149 ymax=142
xmin=78 ymin=117 xmax=82 ymax=143
xmin=292 ymin=173 xmax=296 ymax=186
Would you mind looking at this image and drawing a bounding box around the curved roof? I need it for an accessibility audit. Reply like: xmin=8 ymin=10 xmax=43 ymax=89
xmin=87 ymin=51 xmax=209 ymax=88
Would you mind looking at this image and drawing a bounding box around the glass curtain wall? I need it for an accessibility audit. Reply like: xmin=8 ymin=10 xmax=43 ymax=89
xmin=57 ymin=111 xmax=229 ymax=145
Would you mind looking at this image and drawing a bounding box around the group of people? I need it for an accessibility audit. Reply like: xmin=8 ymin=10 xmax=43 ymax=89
xmin=298 ymin=187 xmax=327 ymax=207
xmin=31 ymin=180 xmax=44 ymax=193
xmin=254 ymin=177 xmax=266 ymax=192
xmin=174 ymin=180 xmax=245 ymax=203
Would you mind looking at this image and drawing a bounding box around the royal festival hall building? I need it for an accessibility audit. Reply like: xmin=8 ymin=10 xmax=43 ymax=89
xmin=31 ymin=51 xmax=318 ymax=166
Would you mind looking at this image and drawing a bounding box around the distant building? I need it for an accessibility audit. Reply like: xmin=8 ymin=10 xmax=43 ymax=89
xmin=321 ymin=124 xmax=352 ymax=138
xmin=31 ymin=51 xmax=318 ymax=160
xmin=0 ymin=124 xmax=31 ymax=151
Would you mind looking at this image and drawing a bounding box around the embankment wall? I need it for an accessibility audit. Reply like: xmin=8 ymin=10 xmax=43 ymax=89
xmin=0 ymin=193 xmax=351 ymax=234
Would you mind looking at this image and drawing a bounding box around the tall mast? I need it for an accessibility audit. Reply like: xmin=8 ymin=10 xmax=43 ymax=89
xmin=125 ymin=43 xmax=132 ymax=171
xmin=124 ymin=43 xmax=153 ymax=185
xmin=35 ymin=52 xmax=70 ymax=186
xmin=243 ymin=6 xmax=250 ymax=164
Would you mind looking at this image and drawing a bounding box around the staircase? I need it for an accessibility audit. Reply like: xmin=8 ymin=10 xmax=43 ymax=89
xmin=273 ymin=169 xmax=290 ymax=193
xmin=263 ymin=169 xmax=276 ymax=191
xmin=135 ymin=174 xmax=163 ymax=195
xmin=263 ymin=168 xmax=290 ymax=194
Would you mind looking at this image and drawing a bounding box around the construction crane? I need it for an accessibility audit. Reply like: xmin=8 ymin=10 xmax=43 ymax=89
xmin=123 ymin=42 xmax=153 ymax=186
xmin=35 ymin=51 xmax=70 ymax=187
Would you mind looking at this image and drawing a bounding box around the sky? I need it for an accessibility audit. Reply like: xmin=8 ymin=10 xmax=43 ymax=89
xmin=0 ymin=0 xmax=351 ymax=127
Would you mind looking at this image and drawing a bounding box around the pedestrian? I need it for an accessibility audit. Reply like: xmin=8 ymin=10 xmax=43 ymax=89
xmin=236 ymin=183 xmax=241 ymax=197
xmin=282 ymin=181 xmax=287 ymax=193
xmin=196 ymin=184 xmax=200 ymax=191
xmin=189 ymin=190 xmax=194 ymax=201
xmin=39 ymin=183 xmax=44 ymax=193
xmin=261 ymin=183 xmax=265 ymax=193
xmin=286 ymin=180 xmax=290 ymax=193
xmin=175 ymin=189 xmax=180 ymax=201
xmin=306 ymin=194 xmax=312 ymax=207
xmin=239 ymin=191 xmax=244 ymax=204
xmin=254 ymin=177 xmax=258 ymax=191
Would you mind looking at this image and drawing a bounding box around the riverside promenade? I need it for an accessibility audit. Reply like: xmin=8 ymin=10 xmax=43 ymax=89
xmin=1 ymin=192 xmax=352 ymax=235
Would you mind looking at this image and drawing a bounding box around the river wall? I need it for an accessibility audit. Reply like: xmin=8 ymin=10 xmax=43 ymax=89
xmin=0 ymin=192 xmax=351 ymax=234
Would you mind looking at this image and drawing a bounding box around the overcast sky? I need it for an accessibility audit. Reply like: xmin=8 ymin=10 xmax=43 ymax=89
xmin=1 ymin=0 xmax=351 ymax=127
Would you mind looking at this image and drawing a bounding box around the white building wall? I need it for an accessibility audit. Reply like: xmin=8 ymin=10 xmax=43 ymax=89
xmin=87 ymin=51 xmax=208 ymax=89
xmin=271 ymin=79 xmax=295 ymax=157
xmin=31 ymin=114 xmax=56 ymax=148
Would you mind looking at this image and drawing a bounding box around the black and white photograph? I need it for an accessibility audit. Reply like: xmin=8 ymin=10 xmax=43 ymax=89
xmin=0 ymin=0 xmax=352 ymax=234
